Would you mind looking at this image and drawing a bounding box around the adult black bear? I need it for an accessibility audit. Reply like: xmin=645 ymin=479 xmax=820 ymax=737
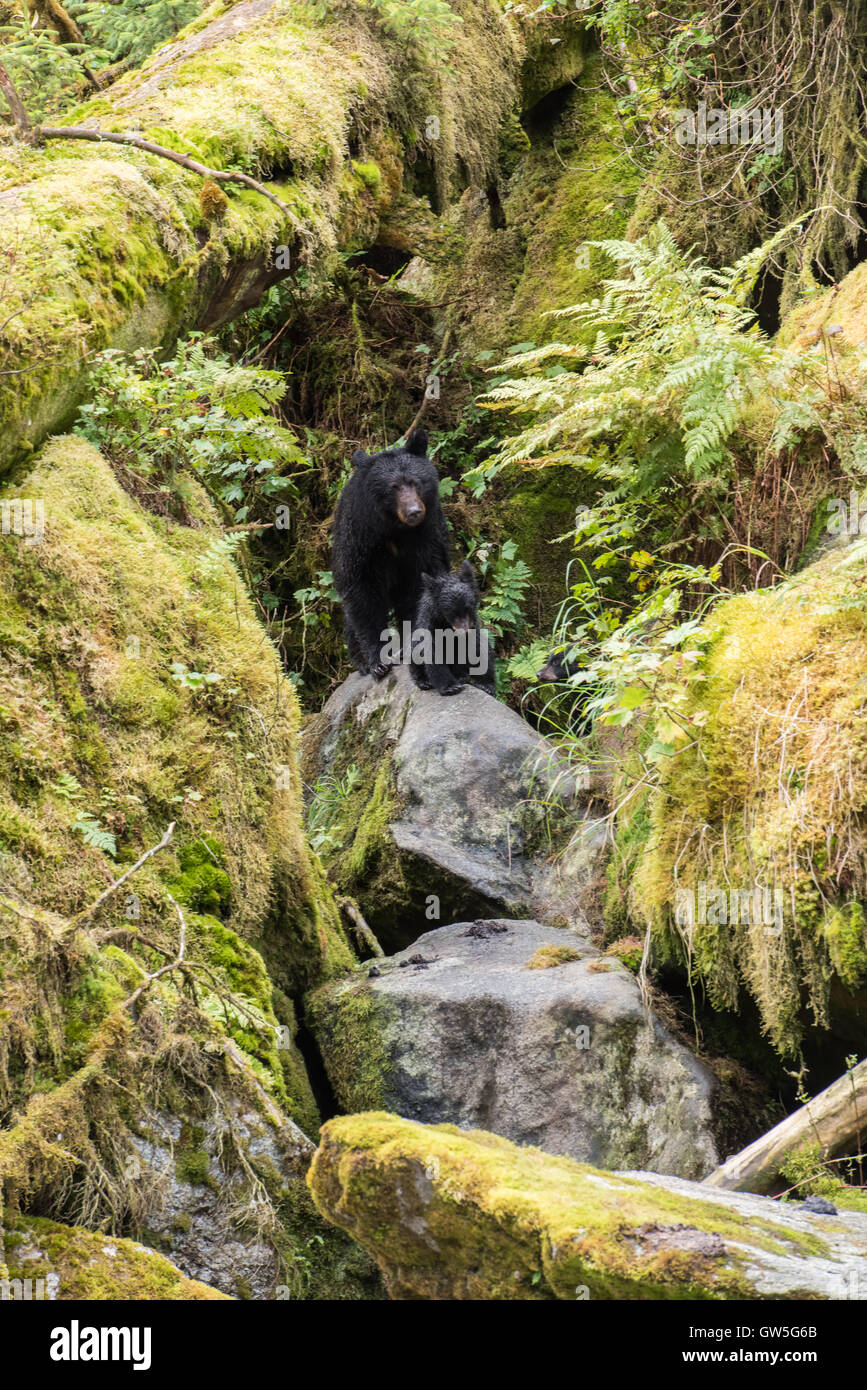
xmin=410 ymin=560 xmax=495 ymax=696
xmin=332 ymin=428 xmax=450 ymax=679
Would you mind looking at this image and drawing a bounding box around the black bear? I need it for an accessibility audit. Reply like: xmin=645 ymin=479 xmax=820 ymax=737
xmin=536 ymin=647 xmax=581 ymax=682
xmin=410 ymin=560 xmax=495 ymax=696
xmin=332 ymin=428 xmax=450 ymax=679
xmin=536 ymin=645 xmax=597 ymax=735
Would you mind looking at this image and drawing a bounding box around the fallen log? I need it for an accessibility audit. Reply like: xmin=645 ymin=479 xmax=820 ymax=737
xmin=0 ymin=0 xmax=582 ymax=472
xmin=704 ymin=1057 xmax=867 ymax=1194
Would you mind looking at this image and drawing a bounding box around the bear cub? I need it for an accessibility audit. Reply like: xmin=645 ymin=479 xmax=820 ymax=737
xmin=536 ymin=647 xmax=581 ymax=683
xmin=411 ymin=560 xmax=495 ymax=696
xmin=332 ymin=427 xmax=450 ymax=680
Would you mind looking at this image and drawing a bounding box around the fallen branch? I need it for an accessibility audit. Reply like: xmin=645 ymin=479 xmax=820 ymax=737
xmin=704 ymin=1057 xmax=867 ymax=1194
xmin=71 ymin=821 xmax=176 ymax=928
xmin=38 ymin=126 xmax=294 ymax=218
xmin=337 ymin=895 xmax=384 ymax=958
xmin=122 ymin=892 xmax=187 ymax=1012
xmin=0 ymin=61 xmax=292 ymax=218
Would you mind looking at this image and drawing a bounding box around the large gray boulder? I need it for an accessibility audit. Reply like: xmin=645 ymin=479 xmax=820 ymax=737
xmin=301 ymin=667 xmax=606 ymax=951
xmin=309 ymin=919 xmax=719 ymax=1180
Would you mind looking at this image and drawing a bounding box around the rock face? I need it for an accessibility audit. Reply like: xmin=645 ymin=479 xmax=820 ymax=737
xmin=301 ymin=667 xmax=606 ymax=950
xmin=308 ymin=1113 xmax=867 ymax=1301
xmin=309 ymin=919 xmax=718 ymax=1179
xmin=129 ymin=1095 xmax=314 ymax=1301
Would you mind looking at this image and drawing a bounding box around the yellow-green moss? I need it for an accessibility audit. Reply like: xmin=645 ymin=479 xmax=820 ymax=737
xmin=4 ymin=1213 xmax=227 ymax=1299
xmin=306 ymin=975 xmax=390 ymax=1112
xmin=0 ymin=0 xmax=581 ymax=470
xmin=308 ymin=1113 xmax=835 ymax=1300
xmin=525 ymin=943 xmax=581 ymax=969
xmin=621 ymin=540 xmax=867 ymax=1055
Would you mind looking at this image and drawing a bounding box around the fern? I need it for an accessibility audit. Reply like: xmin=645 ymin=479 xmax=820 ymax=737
xmin=76 ymin=335 xmax=309 ymax=522
xmin=73 ymin=814 xmax=117 ymax=857
xmin=478 ymin=219 xmax=829 ymax=499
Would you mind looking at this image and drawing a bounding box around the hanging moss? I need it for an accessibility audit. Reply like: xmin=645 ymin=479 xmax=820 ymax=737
xmin=618 ymin=540 xmax=867 ymax=1056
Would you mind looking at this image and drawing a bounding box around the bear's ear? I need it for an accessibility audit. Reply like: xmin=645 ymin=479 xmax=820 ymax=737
xmin=351 ymin=449 xmax=371 ymax=469
xmin=405 ymin=427 xmax=429 ymax=457
xmin=458 ymin=559 xmax=475 ymax=585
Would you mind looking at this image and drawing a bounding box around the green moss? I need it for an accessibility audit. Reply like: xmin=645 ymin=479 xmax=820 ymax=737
xmin=306 ymin=976 xmax=390 ymax=1113
xmin=824 ymin=902 xmax=867 ymax=989
xmin=309 ymin=1113 xmax=833 ymax=1300
xmin=351 ymin=160 xmax=383 ymax=194
xmin=0 ymin=801 xmax=49 ymax=857
xmin=4 ymin=1213 xmax=227 ymax=1299
xmin=0 ymin=0 xmax=581 ymax=471
xmin=617 ymin=541 xmax=867 ymax=1055
xmin=525 ymin=943 xmax=581 ymax=969
xmin=0 ymin=435 xmax=360 ymax=1298
xmin=435 ymin=56 xmax=640 ymax=354
xmin=175 ymin=1149 xmax=212 ymax=1185
xmin=497 ymin=462 xmax=593 ymax=627
xmin=172 ymin=839 xmax=232 ymax=918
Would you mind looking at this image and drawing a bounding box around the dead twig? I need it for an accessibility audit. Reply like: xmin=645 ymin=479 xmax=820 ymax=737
xmin=122 ymin=892 xmax=187 ymax=1012
xmin=337 ymin=896 xmax=384 ymax=958
xmin=37 ymin=126 xmax=294 ymax=218
xmin=71 ymin=821 xmax=176 ymax=928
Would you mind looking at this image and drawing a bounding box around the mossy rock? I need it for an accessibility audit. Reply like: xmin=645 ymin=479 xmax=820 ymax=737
xmin=616 ymin=539 xmax=867 ymax=1057
xmin=308 ymin=1112 xmax=867 ymax=1300
xmin=2 ymin=1214 xmax=228 ymax=1299
xmin=0 ymin=0 xmax=590 ymax=470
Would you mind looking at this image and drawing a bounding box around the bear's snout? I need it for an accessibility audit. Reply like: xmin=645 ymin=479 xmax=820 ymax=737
xmin=396 ymin=486 xmax=426 ymax=527
xmin=452 ymin=616 xmax=472 ymax=631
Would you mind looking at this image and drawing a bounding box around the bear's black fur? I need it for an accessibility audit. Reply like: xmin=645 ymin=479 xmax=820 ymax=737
xmin=410 ymin=560 xmax=495 ymax=696
xmin=536 ymin=646 xmax=597 ymax=735
xmin=332 ymin=428 xmax=450 ymax=679
xmin=536 ymin=647 xmax=581 ymax=683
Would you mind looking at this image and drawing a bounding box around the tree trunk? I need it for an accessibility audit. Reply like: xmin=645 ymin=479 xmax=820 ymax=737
xmin=704 ymin=1058 xmax=867 ymax=1194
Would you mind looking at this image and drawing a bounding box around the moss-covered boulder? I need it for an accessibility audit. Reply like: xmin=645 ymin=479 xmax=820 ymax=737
xmin=300 ymin=666 xmax=605 ymax=952
xmin=0 ymin=432 xmax=379 ymax=1296
xmin=0 ymin=0 xmax=590 ymax=471
xmin=308 ymin=1112 xmax=867 ymax=1299
xmin=1 ymin=1214 xmax=228 ymax=1300
xmin=309 ymin=919 xmax=718 ymax=1178
xmin=609 ymin=538 xmax=867 ymax=1058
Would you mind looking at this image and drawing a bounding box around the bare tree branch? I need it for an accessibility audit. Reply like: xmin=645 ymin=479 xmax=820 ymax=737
xmin=70 ymin=821 xmax=176 ymax=928
xmin=704 ymin=1057 xmax=867 ymax=1194
xmin=38 ymin=126 xmax=295 ymax=218
xmin=0 ymin=62 xmax=291 ymax=218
